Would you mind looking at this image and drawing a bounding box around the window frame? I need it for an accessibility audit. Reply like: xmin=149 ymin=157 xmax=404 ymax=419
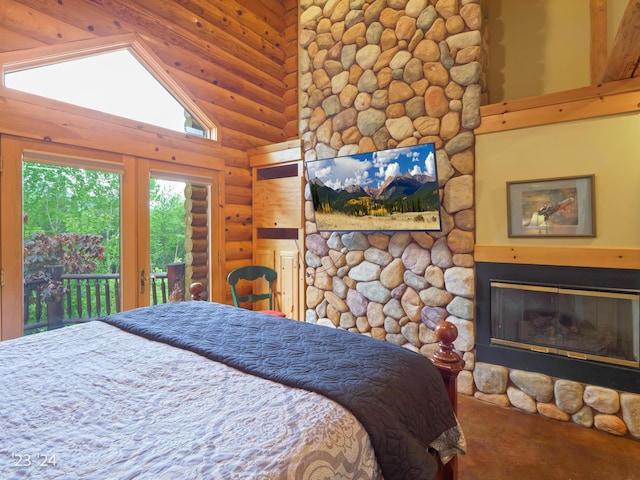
xmin=0 ymin=33 xmax=218 ymax=141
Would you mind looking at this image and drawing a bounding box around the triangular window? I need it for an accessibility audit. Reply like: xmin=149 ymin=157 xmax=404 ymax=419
xmin=1 ymin=36 xmax=216 ymax=140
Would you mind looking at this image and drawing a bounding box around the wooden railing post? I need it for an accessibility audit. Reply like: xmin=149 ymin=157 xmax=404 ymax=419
xmin=167 ymin=262 xmax=186 ymax=301
xmin=46 ymin=265 xmax=65 ymax=330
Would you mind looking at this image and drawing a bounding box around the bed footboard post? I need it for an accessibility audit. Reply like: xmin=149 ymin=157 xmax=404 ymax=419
xmin=431 ymin=320 xmax=465 ymax=480
xmin=189 ymin=282 xmax=204 ymax=301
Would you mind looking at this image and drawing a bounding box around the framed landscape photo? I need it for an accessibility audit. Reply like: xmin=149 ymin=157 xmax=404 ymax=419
xmin=507 ymin=175 xmax=595 ymax=237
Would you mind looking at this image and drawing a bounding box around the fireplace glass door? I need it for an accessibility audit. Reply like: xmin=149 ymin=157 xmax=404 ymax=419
xmin=491 ymin=282 xmax=640 ymax=368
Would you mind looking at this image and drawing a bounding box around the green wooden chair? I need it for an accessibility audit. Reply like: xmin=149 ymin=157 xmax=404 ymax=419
xmin=226 ymin=265 xmax=286 ymax=317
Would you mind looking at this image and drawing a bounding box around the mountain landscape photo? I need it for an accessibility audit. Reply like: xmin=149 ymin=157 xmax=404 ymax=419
xmin=306 ymin=144 xmax=442 ymax=232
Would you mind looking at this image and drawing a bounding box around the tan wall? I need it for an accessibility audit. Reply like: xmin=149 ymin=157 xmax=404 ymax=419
xmin=476 ymin=111 xmax=640 ymax=248
xmin=485 ymin=0 xmax=629 ymax=103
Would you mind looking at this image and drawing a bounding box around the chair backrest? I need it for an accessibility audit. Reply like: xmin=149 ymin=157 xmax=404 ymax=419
xmin=226 ymin=265 xmax=277 ymax=309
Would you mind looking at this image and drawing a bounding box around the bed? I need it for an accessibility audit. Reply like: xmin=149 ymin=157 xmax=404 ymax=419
xmin=1 ymin=287 xmax=466 ymax=480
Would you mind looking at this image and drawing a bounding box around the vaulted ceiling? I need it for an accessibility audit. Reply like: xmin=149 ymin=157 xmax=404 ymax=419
xmin=0 ymin=0 xmax=299 ymax=151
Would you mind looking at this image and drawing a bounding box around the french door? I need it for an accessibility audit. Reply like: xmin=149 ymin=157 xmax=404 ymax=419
xmin=0 ymin=136 xmax=222 ymax=340
xmin=134 ymin=158 xmax=222 ymax=309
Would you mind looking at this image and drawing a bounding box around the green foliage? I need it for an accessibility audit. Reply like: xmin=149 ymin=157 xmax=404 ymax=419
xmin=21 ymin=163 xmax=189 ymax=331
xmin=149 ymin=179 xmax=186 ymax=271
xmin=23 ymin=162 xmax=121 ymax=274
xmin=22 ymin=164 xmax=187 ymax=297
xmin=23 ymin=164 xmax=188 ymax=274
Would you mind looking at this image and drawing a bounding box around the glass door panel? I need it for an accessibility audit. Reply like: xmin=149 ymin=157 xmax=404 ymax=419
xmin=0 ymin=137 xmax=222 ymax=341
xmin=139 ymin=160 xmax=222 ymax=306
xmin=22 ymin=156 xmax=122 ymax=335
xmin=148 ymin=178 xmax=187 ymax=304
xmin=0 ymin=136 xmax=129 ymax=340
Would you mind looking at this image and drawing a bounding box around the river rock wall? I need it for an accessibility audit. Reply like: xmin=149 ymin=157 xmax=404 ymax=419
xmin=300 ymin=0 xmax=483 ymax=376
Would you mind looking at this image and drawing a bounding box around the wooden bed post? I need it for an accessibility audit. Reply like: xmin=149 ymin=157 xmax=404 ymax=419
xmin=432 ymin=320 xmax=465 ymax=412
xmin=190 ymin=282 xmax=204 ymax=301
xmin=431 ymin=320 xmax=465 ymax=480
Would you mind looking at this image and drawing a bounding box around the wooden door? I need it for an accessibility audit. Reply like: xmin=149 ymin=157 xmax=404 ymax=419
xmin=250 ymin=140 xmax=305 ymax=320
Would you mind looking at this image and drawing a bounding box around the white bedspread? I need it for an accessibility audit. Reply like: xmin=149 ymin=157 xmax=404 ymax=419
xmin=0 ymin=322 xmax=382 ymax=479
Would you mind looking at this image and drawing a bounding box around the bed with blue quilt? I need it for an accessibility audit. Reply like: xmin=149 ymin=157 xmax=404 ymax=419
xmin=1 ymin=299 xmax=465 ymax=480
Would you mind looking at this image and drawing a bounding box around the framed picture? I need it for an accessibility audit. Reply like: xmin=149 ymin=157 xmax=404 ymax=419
xmin=507 ymin=175 xmax=595 ymax=237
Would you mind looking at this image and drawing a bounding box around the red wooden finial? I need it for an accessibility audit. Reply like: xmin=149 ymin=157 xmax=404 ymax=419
xmin=432 ymin=320 xmax=464 ymax=368
xmin=189 ymin=282 xmax=203 ymax=301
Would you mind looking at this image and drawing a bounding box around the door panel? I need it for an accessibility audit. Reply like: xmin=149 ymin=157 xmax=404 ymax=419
xmin=22 ymin=158 xmax=122 ymax=334
xmin=0 ymin=137 xmax=25 ymax=340
xmin=276 ymin=249 xmax=299 ymax=319
xmin=1 ymin=136 xmax=130 ymax=340
xmin=138 ymin=159 xmax=223 ymax=306
xmin=254 ymin=242 xmax=303 ymax=320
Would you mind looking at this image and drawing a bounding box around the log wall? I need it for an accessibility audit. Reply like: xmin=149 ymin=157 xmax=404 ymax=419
xmin=0 ymin=0 xmax=298 ymax=280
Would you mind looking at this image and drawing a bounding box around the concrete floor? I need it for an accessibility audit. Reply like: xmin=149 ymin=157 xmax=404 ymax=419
xmin=456 ymin=394 xmax=640 ymax=480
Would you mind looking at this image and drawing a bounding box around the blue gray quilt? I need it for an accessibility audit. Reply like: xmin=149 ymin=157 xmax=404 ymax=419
xmin=101 ymin=301 xmax=457 ymax=480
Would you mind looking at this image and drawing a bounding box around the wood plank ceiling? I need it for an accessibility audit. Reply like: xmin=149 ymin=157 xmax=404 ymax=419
xmin=0 ymin=0 xmax=299 ymax=152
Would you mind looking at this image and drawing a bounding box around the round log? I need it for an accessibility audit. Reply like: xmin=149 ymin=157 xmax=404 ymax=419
xmin=186 ymin=211 xmax=208 ymax=227
xmin=185 ymin=184 xmax=208 ymax=201
xmin=185 ymin=251 xmax=209 ymax=266
xmin=184 ymin=237 xmax=209 ymax=252
xmin=184 ymin=198 xmax=208 ymax=214
xmin=185 ymin=224 xmax=208 ymax=240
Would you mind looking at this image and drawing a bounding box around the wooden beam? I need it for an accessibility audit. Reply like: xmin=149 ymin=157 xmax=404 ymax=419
xmin=235 ymin=0 xmax=288 ymax=32
xmin=476 ymin=89 xmax=640 ymax=134
xmin=602 ymin=0 xmax=640 ymax=82
xmin=0 ymin=26 xmax=46 ymax=52
xmin=475 ymin=245 xmax=640 ymax=270
xmin=170 ymin=67 xmax=287 ymax=129
xmin=590 ymin=0 xmax=608 ymax=84
xmin=0 ymin=0 xmax=93 ymax=44
xmin=128 ymin=0 xmax=285 ymax=65
xmin=139 ymin=33 xmax=287 ymax=102
xmin=480 ymin=75 xmax=640 ymax=116
xmin=476 ymin=76 xmax=640 ymax=134
xmin=224 ymin=165 xmax=252 ymax=188
xmin=13 ymin=0 xmax=129 ymax=37
xmin=217 ymin=125 xmax=281 ymax=155
xmin=173 ymin=0 xmax=287 ymax=58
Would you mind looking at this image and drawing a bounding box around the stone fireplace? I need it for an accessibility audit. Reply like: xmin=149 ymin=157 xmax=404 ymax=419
xmin=298 ymin=0 xmax=640 ymax=441
xmin=476 ymin=262 xmax=640 ymax=394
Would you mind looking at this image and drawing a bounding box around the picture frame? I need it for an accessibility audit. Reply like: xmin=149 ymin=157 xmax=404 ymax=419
xmin=507 ymin=175 xmax=595 ymax=238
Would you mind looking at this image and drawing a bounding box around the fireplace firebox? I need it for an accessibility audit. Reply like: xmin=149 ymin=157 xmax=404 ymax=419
xmin=476 ymin=262 xmax=640 ymax=393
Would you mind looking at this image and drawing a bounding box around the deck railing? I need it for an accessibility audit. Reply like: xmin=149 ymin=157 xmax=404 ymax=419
xmin=23 ymin=263 xmax=186 ymax=335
